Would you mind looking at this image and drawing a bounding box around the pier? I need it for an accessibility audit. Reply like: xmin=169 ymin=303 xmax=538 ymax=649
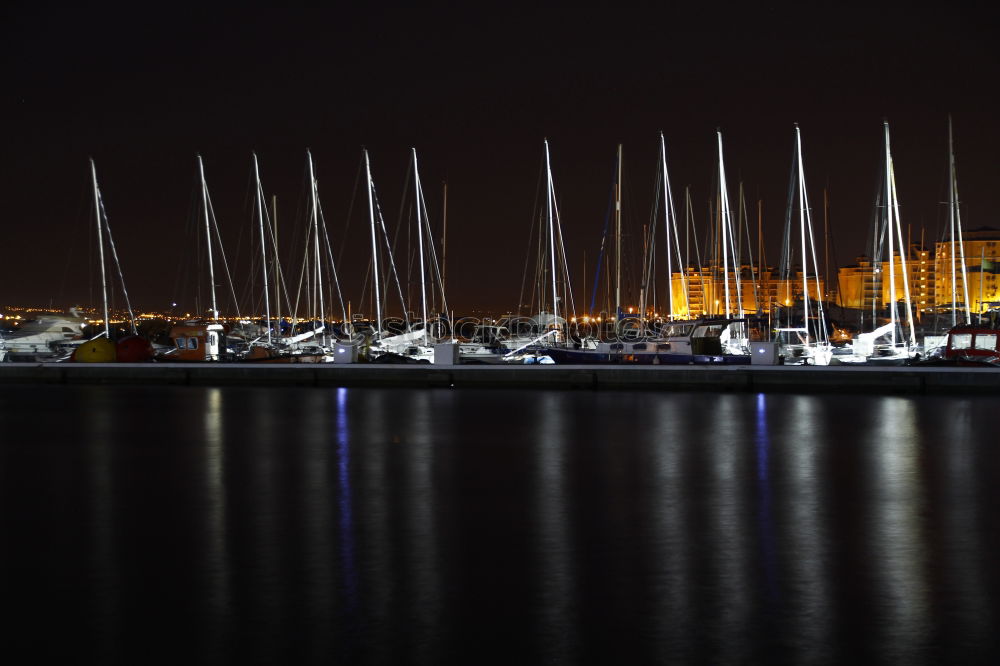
xmin=1 ymin=362 xmax=998 ymax=394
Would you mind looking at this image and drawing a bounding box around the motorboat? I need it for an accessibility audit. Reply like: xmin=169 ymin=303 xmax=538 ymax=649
xmin=1 ymin=311 xmax=87 ymax=361
xmin=540 ymin=318 xmax=752 ymax=365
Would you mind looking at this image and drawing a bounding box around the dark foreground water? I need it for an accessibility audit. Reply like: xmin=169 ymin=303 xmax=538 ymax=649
xmin=1 ymin=385 xmax=998 ymax=665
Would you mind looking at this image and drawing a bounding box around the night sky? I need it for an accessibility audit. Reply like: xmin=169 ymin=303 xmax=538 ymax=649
xmin=4 ymin=6 xmax=998 ymax=314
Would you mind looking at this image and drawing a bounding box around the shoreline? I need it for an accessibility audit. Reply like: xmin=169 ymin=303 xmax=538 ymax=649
xmin=1 ymin=362 xmax=998 ymax=394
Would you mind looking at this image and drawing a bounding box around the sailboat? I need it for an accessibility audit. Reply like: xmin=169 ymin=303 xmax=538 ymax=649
xmin=509 ymin=139 xmax=594 ymax=363
xmin=916 ymin=117 xmax=997 ymax=365
xmin=837 ymin=121 xmax=919 ymax=365
xmin=360 ymin=149 xmax=444 ymax=363
xmin=773 ymin=125 xmax=832 ymax=365
xmin=164 ymin=155 xmax=241 ymax=361
xmin=242 ymin=152 xmax=334 ymax=363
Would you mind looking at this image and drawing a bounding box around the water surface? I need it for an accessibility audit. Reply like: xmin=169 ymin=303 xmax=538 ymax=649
xmin=1 ymin=385 xmax=997 ymax=664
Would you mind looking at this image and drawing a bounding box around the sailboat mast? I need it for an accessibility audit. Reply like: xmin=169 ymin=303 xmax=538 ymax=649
xmin=365 ymin=150 xmax=383 ymax=339
xmin=948 ymin=117 xmax=958 ymax=326
xmin=253 ymin=153 xmax=272 ymax=345
xmin=442 ymin=181 xmax=448 ymax=303
xmin=544 ymin=140 xmax=560 ymax=331
xmin=272 ymin=195 xmax=281 ymax=337
xmin=884 ymin=123 xmax=897 ymax=347
xmin=717 ymin=131 xmax=733 ymax=318
xmin=889 ymin=151 xmax=917 ymax=347
xmin=307 ymin=151 xmax=326 ymax=347
xmin=413 ymin=148 xmax=429 ymax=346
xmin=197 ymin=154 xmax=218 ymax=320
xmin=89 ymin=159 xmax=110 ymax=338
xmin=661 ymin=134 xmax=673 ymax=319
xmin=950 ymin=116 xmax=972 ymax=324
xmin=615 ymin=143 xmax=622 ymax=319
xmin=795 ymin=126 xmax=811 ymax=341
xmin=823 ymin=187 xmax=830 ymax=302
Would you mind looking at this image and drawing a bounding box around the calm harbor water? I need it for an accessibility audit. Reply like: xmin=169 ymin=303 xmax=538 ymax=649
xmin=1 ymin=384 xmax=998 ymax=664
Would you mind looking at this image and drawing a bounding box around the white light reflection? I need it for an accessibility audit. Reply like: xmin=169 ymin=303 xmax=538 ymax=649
xmin=647 ymin=395 xmax=693 ymax=661
xmin=781 ymin=394 xmax=831 ymax=659
xmin=867 ymin=397 xmax=930 ymax=663
xmin=202 ymin=387 xmax=232 ymax=656
xmin=704 ymin=394 xmax=750 ymax=662
xmin=534 ymin=392 xmax=578 ymax=662
xmin=402 ymin=389 xmax=443 ymax=663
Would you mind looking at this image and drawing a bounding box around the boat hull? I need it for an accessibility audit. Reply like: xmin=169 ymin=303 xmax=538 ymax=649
xmin=542 ymin=346 xmax=750 ymax=365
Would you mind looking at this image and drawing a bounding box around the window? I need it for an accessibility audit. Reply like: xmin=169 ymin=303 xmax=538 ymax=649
xmin=208 ymin=333 xmax=217 ymax=346
xmin=951 ymin=333 xmax=973 ymax=350
xmin=175 ymin=338 xmax=185 ymax=349
xmin=188 ymin=337 xmax=199 ymax=350
xmin=974 ymin=334 xmax=997 ymax=351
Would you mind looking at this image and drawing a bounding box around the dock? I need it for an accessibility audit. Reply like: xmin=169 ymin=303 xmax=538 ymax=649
xmin=1 ymin=362 xmax=999 ymax=394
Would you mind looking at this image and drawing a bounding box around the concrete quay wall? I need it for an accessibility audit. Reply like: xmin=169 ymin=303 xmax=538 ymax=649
xmin=1 ymin=362 xmax=999 ymax=394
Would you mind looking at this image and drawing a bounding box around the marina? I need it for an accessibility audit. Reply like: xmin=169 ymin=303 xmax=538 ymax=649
xmin=6 ymin=7 xmax=999 ymax=664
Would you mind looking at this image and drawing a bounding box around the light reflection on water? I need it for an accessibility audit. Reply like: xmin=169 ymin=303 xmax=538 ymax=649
xmin=534 ymin=391 xmax=577 ymax=663
xmin=867 ymin=398 xmax=930 ymax=664
xmin=648 ymin=395 xmax=692 ymax=662
xmin=781 ymin=394 xmax=831 ymax=663
xmin=202 ymin=387 xmax=231 ymax=660
xmin=705 ymin=395 xmax=752 ymax=663
xmin=2 ymin=385 xmax=999 ymax=664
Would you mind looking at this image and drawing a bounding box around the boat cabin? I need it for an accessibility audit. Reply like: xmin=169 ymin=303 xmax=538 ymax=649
xmin=944 ymin=326 xmax=1000 ymax=365
xmin=169 ymin=322 xmax=227 ymax=361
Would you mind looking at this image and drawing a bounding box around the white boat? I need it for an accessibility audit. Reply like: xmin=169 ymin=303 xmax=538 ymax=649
xmin=1 ymin=310 xmax=88 ymax=361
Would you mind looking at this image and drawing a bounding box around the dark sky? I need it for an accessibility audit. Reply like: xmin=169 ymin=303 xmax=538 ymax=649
xmin=3 ymin=6 xmax=998 ymax=314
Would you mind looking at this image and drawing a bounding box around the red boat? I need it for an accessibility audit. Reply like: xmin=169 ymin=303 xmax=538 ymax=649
xmin=941 ymin=325 xmax=1000 ymax=366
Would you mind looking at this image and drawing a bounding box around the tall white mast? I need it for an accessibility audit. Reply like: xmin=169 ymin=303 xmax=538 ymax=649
xmin=544 ymin=140 xmax=560 ymax=331
xmin=661 ymin=135 xmax=673 ymax=318
xmin=948 ymin=118 xmax=959 ymax=327
xmin=660 ymin=133 xmax=689 ymax=319
xmin=89 ymin=159 xmax=110 ymax=338
xmin=883 ymin=123 xmax=897 ymax=347
xmin=949 ymin=116 xmax=972 ymax=324
xmin=413 ymin=148 xmax=429 ymax=346
xmin=364 ymin=149 xmax=382 ymax=339
xmin=253 ymin=153 xmax=272 ymax=345
xmin=795 ymin=126 xmax=811 ymax=339
xmin=883 ymin=122 xmax=916 ymax=348
xmin=307 ymin=151 xmax=326 ymax=347
xmin=615 ymin=143 xmax=622 ymax=319
xmin=197 ymin=155 xmax=219 ymax=320
xmin=793 ymin=125 xmax=829 ymax=346
xmin=717 ymin=131 xmax=742 ymax=318
xmin=889 ymin=150 xmax=917 ymax=348
xmin=272 ymin=195 xmax=281 ymax=337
